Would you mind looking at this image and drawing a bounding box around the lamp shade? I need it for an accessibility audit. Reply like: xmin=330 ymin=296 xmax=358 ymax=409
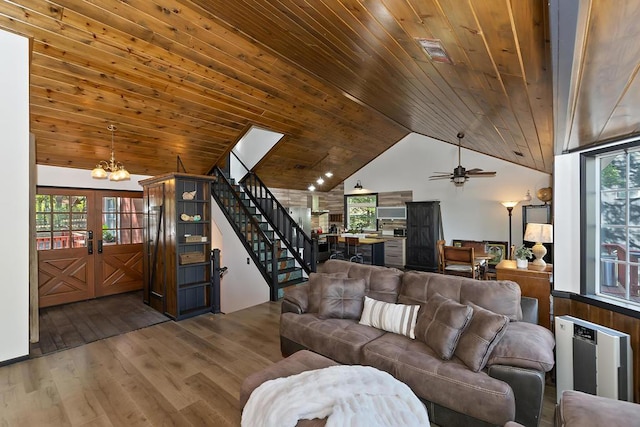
xmin=501 ymin=201 xmax=519 ymax=209
xmin=524 ymin=223 xmax=553 ymax=243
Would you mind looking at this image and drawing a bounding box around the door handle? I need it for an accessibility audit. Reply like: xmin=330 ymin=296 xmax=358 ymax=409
xmin=88 ymin=240 xmax=93 ymax=255
xmin=98 ymin=240 xmax=103 ymax=254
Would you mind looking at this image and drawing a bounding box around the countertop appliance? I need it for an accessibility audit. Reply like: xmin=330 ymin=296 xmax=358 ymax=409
xmin=393 ymin=228 xmax=407 ymax=237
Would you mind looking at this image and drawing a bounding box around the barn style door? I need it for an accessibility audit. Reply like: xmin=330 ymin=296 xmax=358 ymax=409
xmin=36 ymin=188 xmax=143 ymax=307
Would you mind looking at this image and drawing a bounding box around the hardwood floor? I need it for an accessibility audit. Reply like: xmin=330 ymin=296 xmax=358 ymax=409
xmin=30 ymin=291 xmax=169 ymax=356
xmin=2 ymin=300 xmax=556 ymax=426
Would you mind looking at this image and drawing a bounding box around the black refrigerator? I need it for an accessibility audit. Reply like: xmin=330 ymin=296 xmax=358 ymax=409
xmin=405 ymin=201 xmax=442 ymax=272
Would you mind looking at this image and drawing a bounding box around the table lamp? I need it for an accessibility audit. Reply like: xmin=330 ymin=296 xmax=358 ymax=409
xmin=523 ymin=223 xmax=553 ymax=268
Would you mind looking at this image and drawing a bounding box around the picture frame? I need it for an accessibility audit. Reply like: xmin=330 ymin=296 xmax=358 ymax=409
xmin=485 ymin=241 xmax=508 ymax=266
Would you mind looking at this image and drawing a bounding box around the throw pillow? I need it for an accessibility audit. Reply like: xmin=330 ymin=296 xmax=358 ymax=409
xmin=307 ymin=272 xmax=348 ymax=313
xmin=454 ymin=302 xmax=509 ymax=372
xmin=317 ymin=278 xmax=366 ymax=319
xmin=418 ymin=293 xmax=473 ymax=360
xmin=486 ymin=321 xmax=556 ymax=372
xmin=414 ymin=292 xmax=448 ymax=341
xmin=359 ymin=296 xmax=420 ymax=339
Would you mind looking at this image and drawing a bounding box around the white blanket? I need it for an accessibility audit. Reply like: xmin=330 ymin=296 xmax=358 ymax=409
xmin=241 ymin=365 xmax=430 ymax=427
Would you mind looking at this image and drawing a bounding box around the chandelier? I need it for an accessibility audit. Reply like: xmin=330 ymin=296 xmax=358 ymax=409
xmin=91 ymin=124 xmax=130 ymax=181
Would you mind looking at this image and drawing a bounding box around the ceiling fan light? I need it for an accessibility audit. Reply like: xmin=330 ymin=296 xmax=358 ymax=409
xmin=453 ymin=176 xmax=466 ymax=186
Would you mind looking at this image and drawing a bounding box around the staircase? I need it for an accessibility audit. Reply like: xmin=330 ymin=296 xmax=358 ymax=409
xmin=211 ymin=167 xmax=314 ymax=300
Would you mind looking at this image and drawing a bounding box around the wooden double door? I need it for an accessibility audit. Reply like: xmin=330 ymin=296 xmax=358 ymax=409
xmin=36 ymin=188 xmax=144 ymax=307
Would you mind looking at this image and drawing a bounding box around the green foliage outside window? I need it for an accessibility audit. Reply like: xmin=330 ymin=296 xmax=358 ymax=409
xmin=346 ymin=194 xmax=377 ymax=231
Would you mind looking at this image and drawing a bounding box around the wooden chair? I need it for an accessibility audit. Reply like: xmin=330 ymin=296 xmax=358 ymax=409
xmin=327 ymin=235 xmax=344 ymax=260
xmin=436 ymin=239 xmax=446 ymax=273
xmin=442 ymin=246 xmax=479 ymax=279
xmin=484 ymin=241 xmax=508 ymax=279
xmin=345 ymin=237 xmax=363 ymax=263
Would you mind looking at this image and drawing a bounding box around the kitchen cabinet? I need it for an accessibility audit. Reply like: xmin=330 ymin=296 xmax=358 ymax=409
xmin=384 ymin=238 xmax=406 ymax=268
xmin=405 ymin=201 xmax=442 ymax=272
xmin=140 ymin=173 xmax=217 ymax=320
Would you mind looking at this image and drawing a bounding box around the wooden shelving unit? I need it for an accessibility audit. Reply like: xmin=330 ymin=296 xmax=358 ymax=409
xmin=140 ymin=173 xmax=217 ymax=320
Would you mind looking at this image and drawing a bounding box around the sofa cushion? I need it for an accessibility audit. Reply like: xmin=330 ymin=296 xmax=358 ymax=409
xmin=317 ymin=277 xmax=366 ymax=319
xmin=418 ymin=293 xmax=473 ymax=360
xmin=307 ymin=272 xmax=348 ymax=313
xmin=487 ymin=321 xmax=555 ymax=372
xmin=280 ymin=312 xmax=386 ymax=365
xmin=320 ymin=260 xmax=403 ymax=303
xmin=283 ymin=283 xmax=310 ymax=313
xmin=359 ymin=296 xmax=420 ymax=339
xmin=362 ymin=333 xmax=515 ymax=425
xmin=455 ymin=303 xmax=509 ymax=372
xmin=557 ymin=390 xmax=640 ymax=427
xmin=398 ymin=270 xmax=522 ymax=321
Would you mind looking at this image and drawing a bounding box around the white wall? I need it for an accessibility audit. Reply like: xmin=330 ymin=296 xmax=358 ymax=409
xmin=0 ymin=30 xmax=30 ymax=363
xmin=37 ymin=165 xmax=150 ymax=190
xmin=553 ymin=153 xmax=581 ymax=293
xmin=344 ymin=133 xmax=551 ymax=246
xmin=211 ymin=198 xmax=269 ymax=313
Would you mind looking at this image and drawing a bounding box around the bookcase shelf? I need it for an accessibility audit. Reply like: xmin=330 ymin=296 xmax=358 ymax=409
xmin=140 ymin=173 xmax=217 ymax=320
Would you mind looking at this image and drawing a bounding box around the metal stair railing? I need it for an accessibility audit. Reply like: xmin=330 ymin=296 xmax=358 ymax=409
xmin=242 ymin=171 xmax=316 ymax=274
xmin=210 ymin=168 xmax=280 ymax=300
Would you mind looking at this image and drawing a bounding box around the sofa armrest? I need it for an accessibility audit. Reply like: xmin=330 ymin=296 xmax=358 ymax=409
xmin=489 ymin=364 xmax=545 ymax=427
xmin=281 ymin=283 xmax=310 ymax=314
xmin=520 ymin=296 xmax=538 ymax=324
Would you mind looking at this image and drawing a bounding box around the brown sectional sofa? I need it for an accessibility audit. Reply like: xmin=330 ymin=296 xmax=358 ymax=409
xmin=280 ymin=260 xmax=555 ymax=427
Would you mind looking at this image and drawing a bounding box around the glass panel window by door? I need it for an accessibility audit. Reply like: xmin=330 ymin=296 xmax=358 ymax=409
xmin=35 ymin=194 xmax=88 ymax=250
xmin=102 ymin=196 xmax=144 ymax=245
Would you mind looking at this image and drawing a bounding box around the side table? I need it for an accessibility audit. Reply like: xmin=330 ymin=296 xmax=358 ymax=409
xmin=496 ymin=260 xmax=553 ymax=330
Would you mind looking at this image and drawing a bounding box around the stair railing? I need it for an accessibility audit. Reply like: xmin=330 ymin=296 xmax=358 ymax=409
xmin=211 ymin=168 xmax=279 ymax=300
xmin=242 ymin=171 xmax=316 ymax=274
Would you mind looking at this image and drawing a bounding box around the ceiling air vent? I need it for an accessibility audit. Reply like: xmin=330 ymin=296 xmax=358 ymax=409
xmin=513 ymin=151 xmax=524 ymax=157
xmin=416 ymin=38 xmax=453 ymax=64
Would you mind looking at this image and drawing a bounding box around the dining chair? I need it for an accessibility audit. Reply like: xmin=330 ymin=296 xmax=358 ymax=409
xmin=484 ymin=241 xmax=508 ymax=279
xmin=327 ymin=235 xmax=344 ymax=260
xmin=442 ymin=246 xmax=479 ymax=279
xmin=345 ymin=237 xmax=363 ymax=263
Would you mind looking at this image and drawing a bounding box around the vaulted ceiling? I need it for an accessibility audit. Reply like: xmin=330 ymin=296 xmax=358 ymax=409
xmin=1 ymin=1 xmax=638 ymax=190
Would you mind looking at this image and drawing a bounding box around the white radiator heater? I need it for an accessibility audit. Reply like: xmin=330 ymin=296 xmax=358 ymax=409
xmin=555 ymin=315 xmax=633 ymax=403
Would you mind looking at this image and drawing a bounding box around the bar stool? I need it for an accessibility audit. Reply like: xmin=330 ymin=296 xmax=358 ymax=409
xmin=345 ymin=237 xmax=363 ymax=263
xmin=327 ymin=235 xmax=344 ymax=259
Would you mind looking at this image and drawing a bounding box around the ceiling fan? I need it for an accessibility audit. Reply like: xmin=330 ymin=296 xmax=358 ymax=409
xmin=429 ymin=132 xmax=497 ymax=187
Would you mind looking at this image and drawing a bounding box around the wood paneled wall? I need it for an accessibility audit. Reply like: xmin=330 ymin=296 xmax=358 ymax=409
xmin=554 ymin=296 xmax=640 ymax=403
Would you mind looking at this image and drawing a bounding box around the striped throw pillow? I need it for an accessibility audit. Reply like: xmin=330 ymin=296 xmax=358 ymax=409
xmin=359 ymin=296 xmax=420 ymax=339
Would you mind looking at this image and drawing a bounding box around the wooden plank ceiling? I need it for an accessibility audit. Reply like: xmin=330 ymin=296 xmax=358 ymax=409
xmin=1 ymin=0 xmax=558 ymax=190
xmin=557 ymin=0 xmax=640 ymax=153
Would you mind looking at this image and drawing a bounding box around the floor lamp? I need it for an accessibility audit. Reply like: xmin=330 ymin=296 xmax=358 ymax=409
xmin=501 ymin=201 xmax=519 ymax=254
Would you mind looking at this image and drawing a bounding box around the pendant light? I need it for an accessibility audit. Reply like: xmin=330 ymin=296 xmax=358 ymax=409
xmin=91 ymin=124 xmax=130 ymax=181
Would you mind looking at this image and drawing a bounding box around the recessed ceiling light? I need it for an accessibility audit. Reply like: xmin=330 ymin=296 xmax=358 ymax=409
xmin=325 ymin=172 xmax=333 ymax=178
xmin=308 ymin=185 xmax=316 ymax=191
xmin=316 ymin=177 xmax=324 ymax=185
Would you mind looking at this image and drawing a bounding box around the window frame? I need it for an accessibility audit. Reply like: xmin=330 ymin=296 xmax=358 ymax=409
xmin=344 ymin=193 xmax=378 ymax=232
xmin=581 ymin=138 xmax=640 ymax=309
